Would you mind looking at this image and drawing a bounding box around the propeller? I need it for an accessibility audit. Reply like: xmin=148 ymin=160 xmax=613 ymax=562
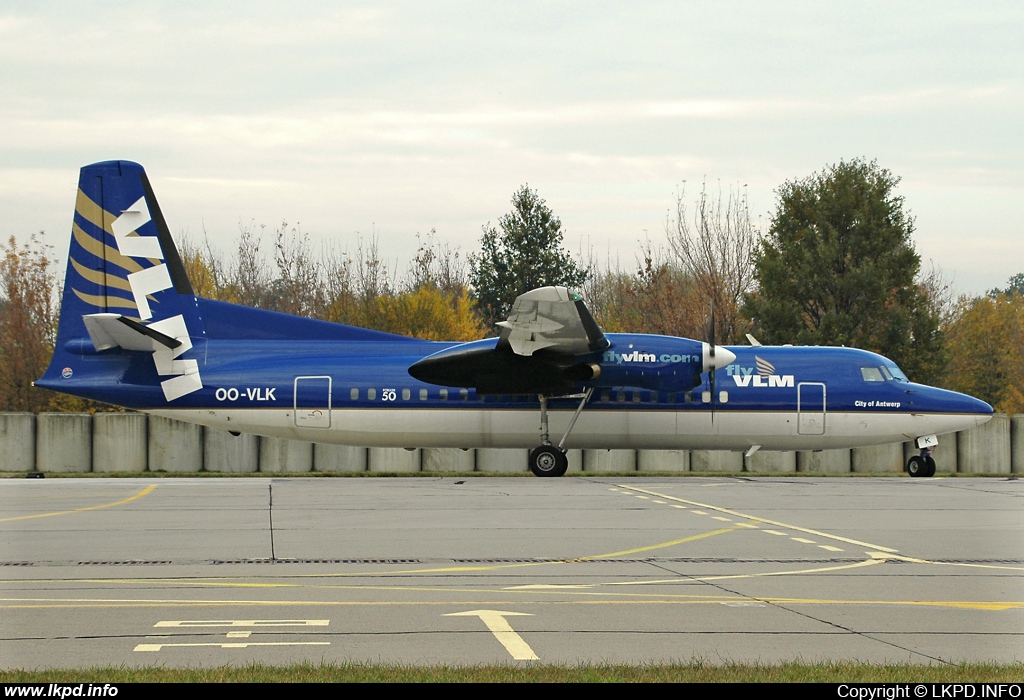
xmin=701 ymin=305 xmax=737 ymax=420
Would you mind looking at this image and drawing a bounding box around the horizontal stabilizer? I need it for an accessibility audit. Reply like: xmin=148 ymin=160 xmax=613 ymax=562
xmin=83 ymin=313 xmax=182 ymax=352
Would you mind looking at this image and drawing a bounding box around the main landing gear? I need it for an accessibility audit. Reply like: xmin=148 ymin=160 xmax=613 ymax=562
xmin=907 ymin=450 xmax=936 ymax=478
xmin=529 ymin=388 xmax=593 ymax=477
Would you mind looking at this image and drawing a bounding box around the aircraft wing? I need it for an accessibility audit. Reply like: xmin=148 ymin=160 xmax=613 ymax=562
xmin=496 ymin=286 xmax=609 ymax=356
xmin=409 ymin=286 xmax=608 ymax=394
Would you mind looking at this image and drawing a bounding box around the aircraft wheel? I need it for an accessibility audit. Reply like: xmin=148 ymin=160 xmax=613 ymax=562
xmin=907 ymin=455 xmax=925 ymax=477
xmin=923 ymin=455 xmax=936 ymax=478
xmin=530 ymin=445 xmax=568 ymax=477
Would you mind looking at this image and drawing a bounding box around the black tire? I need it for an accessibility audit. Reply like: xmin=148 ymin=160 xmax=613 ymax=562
xmin=530 ymin=445 xmax=568 ymax=477
xmin=907 ymin=455 xmax=925 ymax=477
xmin=923 ymin=455 xmax=936 ymax=478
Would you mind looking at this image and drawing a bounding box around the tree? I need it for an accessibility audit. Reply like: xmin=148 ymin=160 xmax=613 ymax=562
xmin=0 ymin=233 xmax=59 ymax=411
xmin=469 ymin=185 xmax=588 ymax=327
xmin=742 ymin=159 xmax=945 ymax=383
xmin=942 ymin=289 xmax=1024 ymax=414
xmin=666 ymin=180 xmax=759 ymax=344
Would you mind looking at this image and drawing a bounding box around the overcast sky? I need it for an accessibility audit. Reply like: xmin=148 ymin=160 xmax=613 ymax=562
xmin=1 ymin=1 xmax=1021 ymax=295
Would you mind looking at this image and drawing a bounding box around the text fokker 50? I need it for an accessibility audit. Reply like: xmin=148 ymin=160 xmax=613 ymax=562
xmin=37 ymin=161 xmax=992 ymax=477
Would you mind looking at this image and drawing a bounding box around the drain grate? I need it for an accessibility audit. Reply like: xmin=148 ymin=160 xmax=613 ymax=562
xmin=211 ymin=558 xmax=422 ymax=565
xmin=77 ymin=561 xmax=172 ymax=566
xmin=0 ymin=562 xmax=33 ymax=567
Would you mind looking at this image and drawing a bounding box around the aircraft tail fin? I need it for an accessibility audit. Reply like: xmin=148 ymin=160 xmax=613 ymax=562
xmin=37 ymin=160 xmax=207 ymax=403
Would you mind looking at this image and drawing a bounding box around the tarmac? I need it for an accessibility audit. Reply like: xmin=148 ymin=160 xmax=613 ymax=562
xmin=1 ymin=475 xmax=1022 ymax=667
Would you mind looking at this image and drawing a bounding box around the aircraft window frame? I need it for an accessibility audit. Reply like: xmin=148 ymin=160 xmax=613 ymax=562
xmin=459 ymin=388 xmax=468 ymax=401
xmin=439 ymin=388 xmax=448 ymax=400
xmin=649 ymin=390 xmax=659 ymax=403
xmin=419 ymin=388 xmax=428 ymax=400
xmin=350 ymin=388 xmax=359 ymax=400
xmin=616 ymin=391 xmax=626 ymax=403
xmin=860 ymin=367 xmax=885 ymax=382
xmin=886 ymin=364 xmax=910 ymax=382
xmin=632 ymin=391 xmax=641 ymax=403
xmin=367 ymin=388 xmax=377 ymax=400
xmin=879 ymin=366 xmax=894 ymax=381
xmin=402 ymin=388 xmax=411 ymax=401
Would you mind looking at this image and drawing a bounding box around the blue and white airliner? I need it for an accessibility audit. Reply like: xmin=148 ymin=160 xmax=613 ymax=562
xmin=36 ymin=161 xmax=992 ymax=477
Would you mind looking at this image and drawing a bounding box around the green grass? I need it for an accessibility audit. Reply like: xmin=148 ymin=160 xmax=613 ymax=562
xmin=3 ymin=661 xmax=1023 ymax=683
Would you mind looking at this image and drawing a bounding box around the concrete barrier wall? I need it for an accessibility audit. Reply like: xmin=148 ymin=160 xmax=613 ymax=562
xmin=5 ymin=412 xmax=1018 ymax=475
xmin=0 ymin=413 xmax=34 ymax=472
xmin=93 ymin=412 xmax=147 ymax=473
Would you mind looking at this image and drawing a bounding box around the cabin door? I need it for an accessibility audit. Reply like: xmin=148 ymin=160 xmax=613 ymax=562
xmin=294 ymin=375 xmax=332 ymax=428
xmin=797 ymin=382 xmax=826 ymax=435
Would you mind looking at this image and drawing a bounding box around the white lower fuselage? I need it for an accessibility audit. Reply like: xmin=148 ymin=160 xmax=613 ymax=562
xmin=149 ymin=407 xmax=988 ymax=452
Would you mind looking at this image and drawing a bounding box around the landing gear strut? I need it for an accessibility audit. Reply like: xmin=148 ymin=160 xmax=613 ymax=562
xmin=529 ymin=388 xmax=593 ymax=477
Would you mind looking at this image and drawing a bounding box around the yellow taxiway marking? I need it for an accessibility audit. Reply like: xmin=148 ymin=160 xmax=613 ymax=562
xmin=135 ymin=641 xmax=328 ymax=652
xmin=445 ymin=610 xmax=538 ymax=661
xmin=791 ymin=537 xmax=816 ymax=544
xmin=0 ymin=485 xmax=157 ymax=523
xmin=573 ymin=525 xmax=743 ymax=560
xmin=820 ymin=545 xmax=844 ymax=552
xmin=616 ymin=484 xmax=900 ymax=553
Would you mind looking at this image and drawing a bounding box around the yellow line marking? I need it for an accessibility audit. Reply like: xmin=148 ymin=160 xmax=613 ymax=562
xmin=692 ymin=510 xmax=707 ymax=515
xmin=617 ymin=484 xmax=899 ymax=553
xmin=670 ymin=505 xmax=686 ymax=509
xmin=0 ymin=485 xmax=157 ymax=523
xmin=573 ymin=525 xmax=743 ymax=560
xmin=820 ymin=545 xmax=844 ymax=552
xmin=791 ymin=537 xmax=816 ymax=544
xmin=763 ymin=530 xmax=787 ymax=536
xmin=712 ymin=516 xmax=732 ymax=522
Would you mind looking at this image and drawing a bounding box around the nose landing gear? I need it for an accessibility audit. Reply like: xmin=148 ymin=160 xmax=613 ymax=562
xmin=907 ymin=447 xmax=937 ymax=478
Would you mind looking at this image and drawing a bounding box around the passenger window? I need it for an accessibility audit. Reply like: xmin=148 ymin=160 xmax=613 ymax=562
xmin=402 ymin=388 xmax=411 ymax=400
xmin=367 ymin=388 xmax=377 ymax=400
xmin=649 ymin=391 xmax=659 ymax=403
xmin=460 ymin=389 xmax=468 ymax=401
xmin=440 ymin=388 xmax=448 ymax=400
xmin=419 ymin=389 xmax=428 ymax=400
xmin=350 ymin=388 xmax=359 ymax=400
xmin=860 ymin=367 xmax=885 ymax=382
xmin=601 ymin=391 xmax=610 ymax=402
xmin=683 ymin=391 xmax=691 ymax=403
xmin=617 ymin=391 xmax=626 ymax=403
xmin=668 ymin=393 xmax=676 ymax=403
xmin=632 ymin=391 xmax=641 ymax=403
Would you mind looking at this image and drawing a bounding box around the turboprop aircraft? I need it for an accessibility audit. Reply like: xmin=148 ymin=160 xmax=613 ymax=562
xmin=36 ymin=161 xmax=993 ymax=477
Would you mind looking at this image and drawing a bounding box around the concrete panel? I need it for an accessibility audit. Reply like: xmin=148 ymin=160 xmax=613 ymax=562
xmin=958 ymin=414 xmax=1011 ymax=474
xmin=313 ymin=444 xmax=367 ymax=473
xmin=690 ymin=450 xmax=743 ymax=472
xmin=797 ymin=449 xmax=851 ymax=474
xmin=1012 ymin=415 xmax=1023 ymax=474
xmin=0 ymin=413 xmax=34 ymax=472
xmin=36 ymin=413 xmax=91 ymax=473
xmin=422 ymin=448 xmax=475 ymax=472
xmin=93 ymin=412 xmax=147 ymax=473
xmin=148 ymin=416 xmax=203 ymax=472
xmin=369 ymin=447 xmax=421 ymax=473
xmin=259 ymin=437 xmax=313 ymax=473
xmin=746 ymin=450 xmax=796 ymax=473
xmin=851 ymin=442 xmax=904 ymax=474
xmin=476 ymin=448 xmax=529 ymax=473
xmin=205 ymin=429 xmax=259 ymax=473
xmin=584 ymin=449 xmax=636 ymax=472
xmin=637 ymin=450 xmax=690 ymax=472
xmin=564 ymin=449 xmax=584 ymax=473
xmin=903 ymin=437 xmax=957 ymax=474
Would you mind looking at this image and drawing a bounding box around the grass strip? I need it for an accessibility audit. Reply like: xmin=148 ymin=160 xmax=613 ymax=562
xmin=3 ymin=661 xmax=1023 ymax=683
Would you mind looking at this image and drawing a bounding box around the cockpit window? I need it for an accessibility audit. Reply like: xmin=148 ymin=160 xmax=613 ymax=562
xmin=879 ymin=365 xmax=893 ymax=381
xmin=885 ymin=363 xmax=910 ymax=382
xmin=860 ymin=367 xmax=885 ymax=382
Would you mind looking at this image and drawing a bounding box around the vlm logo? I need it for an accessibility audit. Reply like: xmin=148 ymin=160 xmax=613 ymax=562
xmin=728 ymin=356 xmax=794 ymax=388
xmin=110 ymin=196 xmax=203 ymax=402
